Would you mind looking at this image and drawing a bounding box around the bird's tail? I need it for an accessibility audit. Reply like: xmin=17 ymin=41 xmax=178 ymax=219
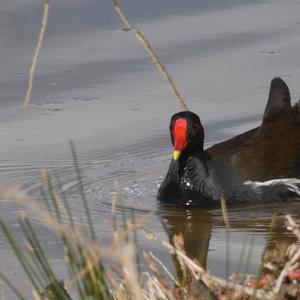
xmin=243 ymin=178 xmax=300 ymax=201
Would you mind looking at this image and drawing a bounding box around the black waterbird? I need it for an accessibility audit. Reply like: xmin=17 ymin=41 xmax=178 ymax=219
xmin=158 ymin=78 xmax=300 ymax=207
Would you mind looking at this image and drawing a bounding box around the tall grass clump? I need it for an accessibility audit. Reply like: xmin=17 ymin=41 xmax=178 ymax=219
xmin=0 ymin=149 xmax=300 ymax=299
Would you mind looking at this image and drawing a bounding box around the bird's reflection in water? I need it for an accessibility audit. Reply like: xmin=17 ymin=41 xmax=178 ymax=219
xmin=158 ymin=203 xmax=300 ymax=280
xmin=158 ymin=206 xmax=213 ymax=270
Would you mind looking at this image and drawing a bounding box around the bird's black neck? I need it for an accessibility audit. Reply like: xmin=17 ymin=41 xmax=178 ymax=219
xmin=178 ymin=149 xmax=209 ymax=173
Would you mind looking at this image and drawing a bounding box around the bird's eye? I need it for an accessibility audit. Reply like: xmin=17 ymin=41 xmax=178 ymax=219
xmin=191 ymin=124 xmax=198 ymax=133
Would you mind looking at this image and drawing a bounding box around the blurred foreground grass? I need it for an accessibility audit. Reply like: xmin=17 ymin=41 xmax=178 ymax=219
xmin=0 ymin=146 xmax=300 ymax=300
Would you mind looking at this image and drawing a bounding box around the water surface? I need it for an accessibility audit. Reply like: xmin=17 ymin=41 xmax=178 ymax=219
xmin=1 ymin=0 xmax=300 ymax=297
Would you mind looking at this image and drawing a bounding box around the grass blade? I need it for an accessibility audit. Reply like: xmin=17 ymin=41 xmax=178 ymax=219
xmin=0 ymin=271 xmax=26 ymax=300
xmin=70 ymin=141 xmax=95 ymax=240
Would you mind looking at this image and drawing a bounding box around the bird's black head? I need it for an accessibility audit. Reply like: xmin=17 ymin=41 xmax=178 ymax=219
xmin=169 ymin=111 xmax=205 ymax=161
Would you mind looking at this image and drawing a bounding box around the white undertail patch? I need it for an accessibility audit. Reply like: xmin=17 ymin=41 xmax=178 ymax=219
xmin=244 ymin=178 xmax=300 ymax=197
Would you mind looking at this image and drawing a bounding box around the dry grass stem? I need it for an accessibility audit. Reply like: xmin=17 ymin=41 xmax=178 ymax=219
xmin=21 ymin=0 xmax=49 ymax=112
xmin=141 ymin=227 xmax=272 ymax=299
xmin=273 ymin=215 xmax=300 ymax=293
xmin=121 ymin=243 xmax=142 ymax=300
xmin=111 ymin=0 xmax=189 ymax=111
xmin=0 ymin=186 xmax=97 ymax=254
xmin=68 ymin=210 xmax=154 ymax=287
xmin=143 ymin=251 xmax=172 ymax=293
xmin=220 ymin=197 xmax=230 ymax=228
xmin=148 ymin=251 xmax=178 ymax=285
xmin=32 ymin=289 xmax=42 ymax=300
xmin=41 ymin=169 xmax=70 ymax=220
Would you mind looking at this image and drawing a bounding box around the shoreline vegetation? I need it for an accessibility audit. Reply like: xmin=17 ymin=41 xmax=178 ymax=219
xmin=0 ymin=149 xmax=300 ymax=299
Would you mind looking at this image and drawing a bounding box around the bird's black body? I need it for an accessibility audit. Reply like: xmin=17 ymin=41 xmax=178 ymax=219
xmin=158 ymin=151 xmax=300 ymax=207
xmin=158 ymin=78 xmax=300 ymax=207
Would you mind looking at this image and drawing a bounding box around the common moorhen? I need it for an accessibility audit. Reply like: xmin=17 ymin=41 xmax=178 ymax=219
xmin=158 ymin=78 xmax=300 ymax=206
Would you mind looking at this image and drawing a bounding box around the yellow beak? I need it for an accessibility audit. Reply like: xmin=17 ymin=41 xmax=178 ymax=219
xmin=173 ymin=150 xmax=181 ymax=161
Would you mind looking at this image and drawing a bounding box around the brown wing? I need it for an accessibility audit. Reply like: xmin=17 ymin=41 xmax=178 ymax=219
xmin=207 ymin=78 xmax=300 ymax=181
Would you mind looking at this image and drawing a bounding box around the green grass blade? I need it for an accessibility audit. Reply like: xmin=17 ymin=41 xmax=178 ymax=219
xmin=46 ymin=172 xmax=62 ymax=222
xmin=53 ymin=170 xmax=75 ymax=230
xmin=0 ymin=271 xmax=26 ymax=300
xmin=20 ymin=217 xmax=56 ymax=282
xmin=70 ymin=140 xmax=95 ymax=240
xmin=0 ymin=219 xmax=43 ymax=295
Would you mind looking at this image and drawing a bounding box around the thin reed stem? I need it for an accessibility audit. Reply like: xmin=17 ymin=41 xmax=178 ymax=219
xmin=220 ymin=197 xmax=230 ymax=280
xmin=130 ymin=209 xmax=141 ymax=282
xmin=21 ymin=0 xmax=49 ymax=111
xmin=111 ymin=0 xmax=189 ymax=111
